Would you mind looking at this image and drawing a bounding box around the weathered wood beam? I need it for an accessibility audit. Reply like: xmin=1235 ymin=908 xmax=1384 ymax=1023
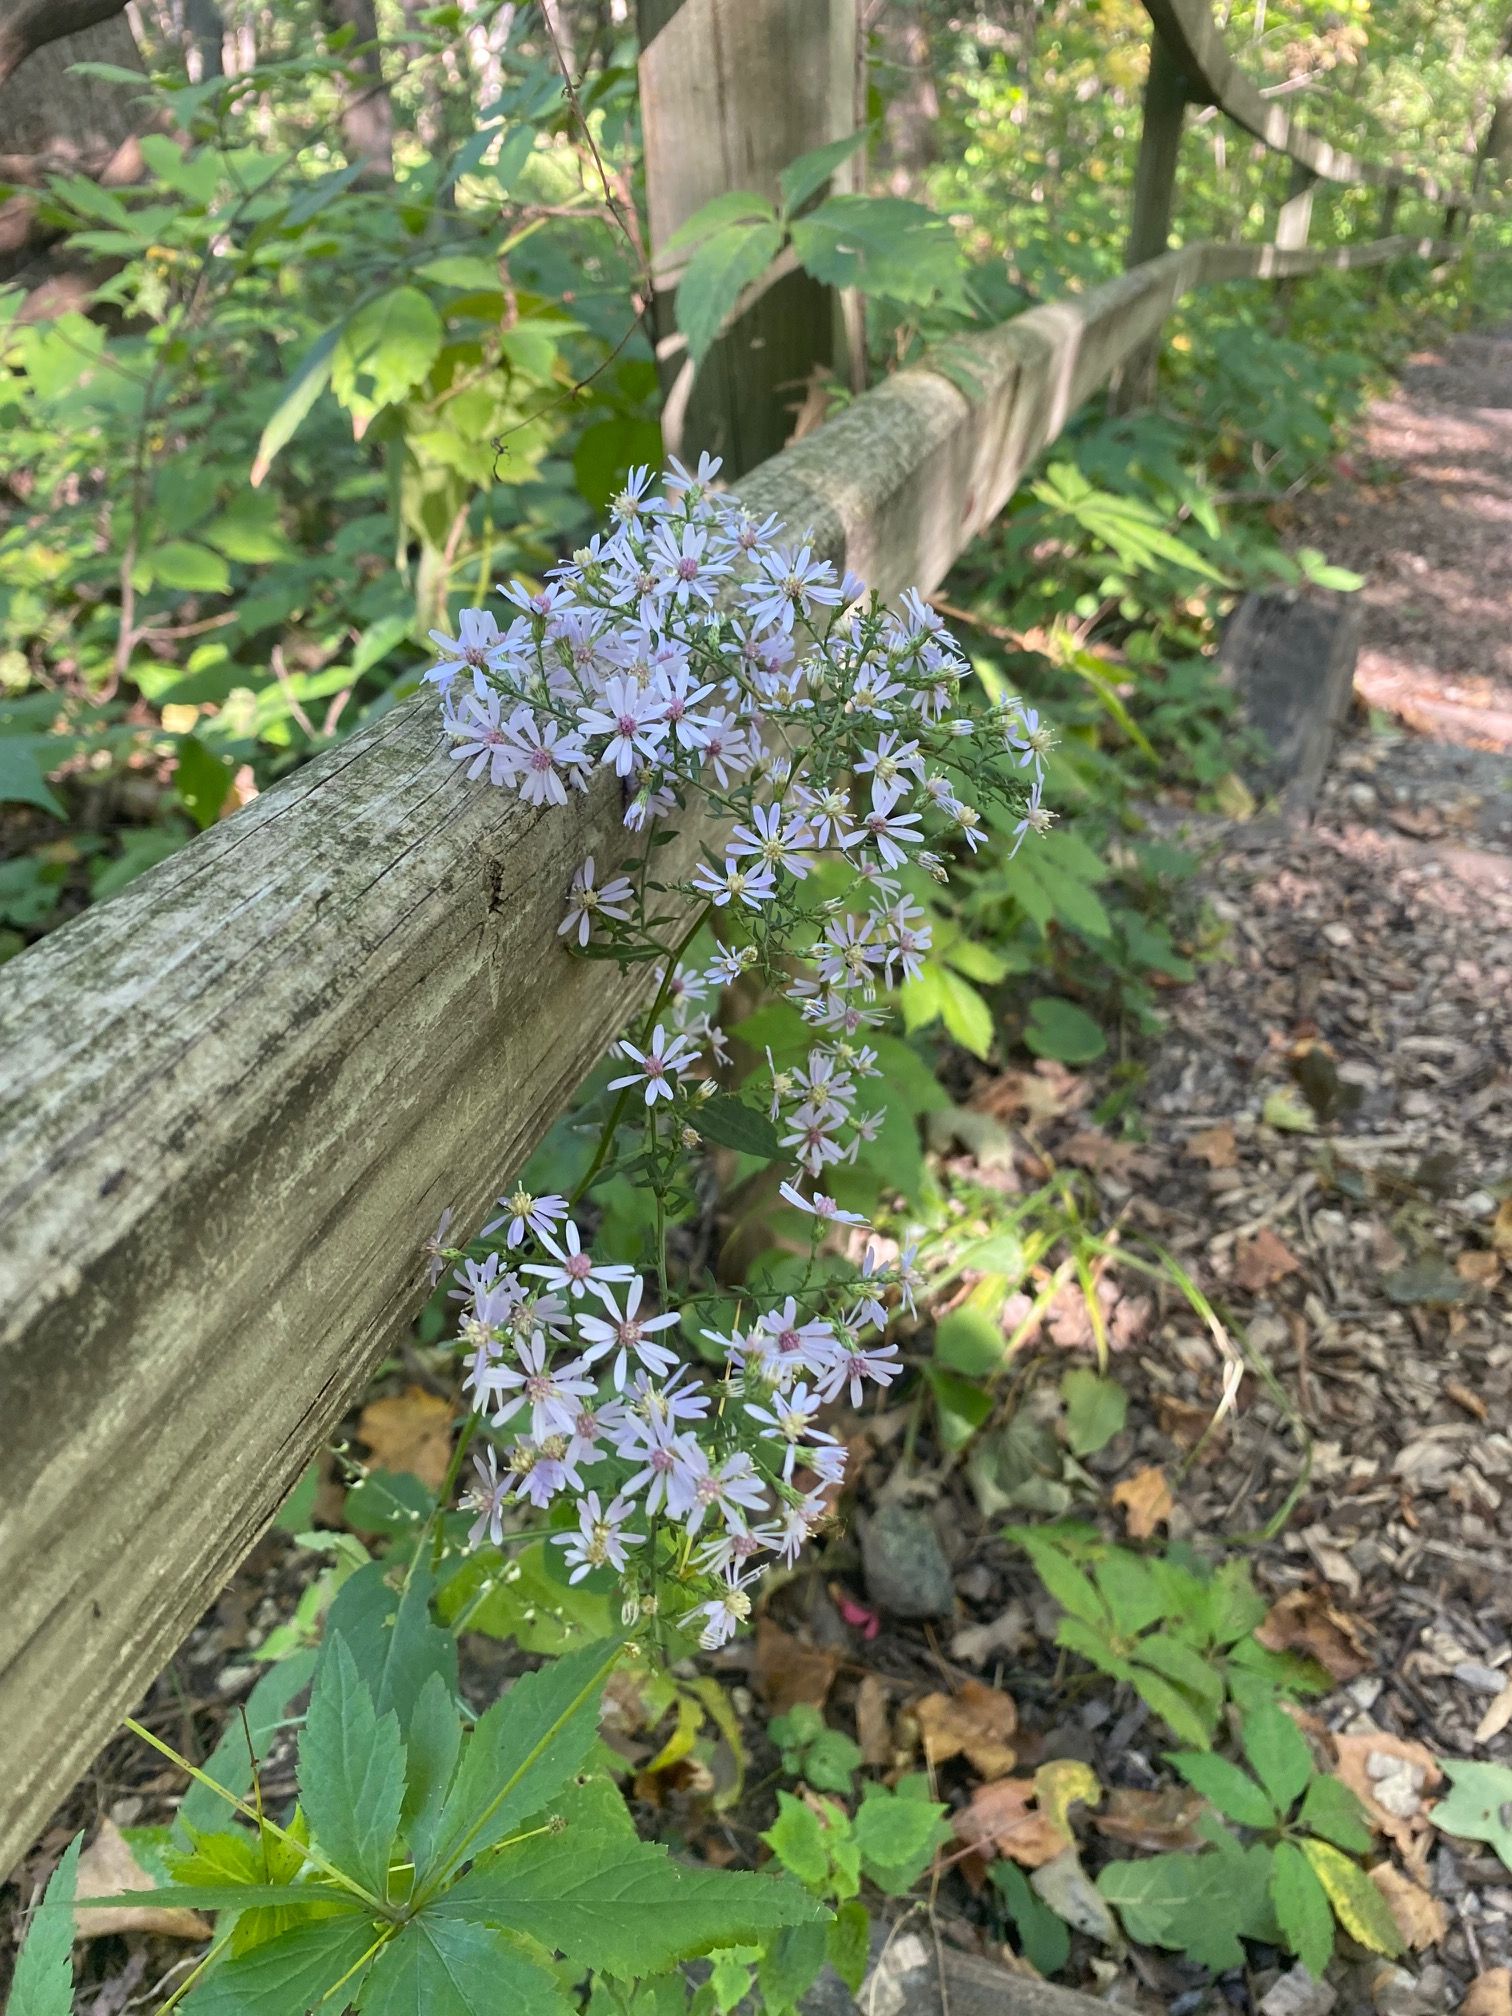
xmin=1113 ymin=21 xmax=1188 ymax=411
xmin=1141 ymin=0 xmax=1470 ymax=206
xmin=0 ymin=220 xmax=1461 ymax=1877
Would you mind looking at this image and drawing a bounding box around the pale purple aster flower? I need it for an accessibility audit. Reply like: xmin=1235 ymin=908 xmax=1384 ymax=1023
xmin=464 ymin=1445 xmax=509 ymax=1547
xmin=429 ymin=608 xmax=505 ymax=689
xmin=727 ymin=802 xmax=815 ymax=880
xmin=521 ymin=1219 xmax=636 ymax=1300
xmin=558 ymin=856 xmax=635 ymax=949
xmin=682 ymin=1449 xmax=769 ymax=1536
xmin=791 ymin=781 xmax=852 ymax=848
xmin=742 ymin=543 xmax=843 ymax=635
xmin=575 ymin=1276 xmax=681 ymax=1390
xmin=840 ymin=779 xmax=925 ymax=870
xmin=854 ymin=731 xmax=926 ymax=790
xmin=817 ymin=1339 xmax=902 ymax=1409
xmin=778 ymin=1181 xmax=869 ymax=1228
xmin=503 ymin=711 xmax=591 ymax=807
xmin=450 ymin=682 xmax=522 ymax=788
xmin=553 ymin=1490 xmax=644 ymax=1583
xmin=745 ymin=1383 xmax=832 ymax=1480
xmin=652 ymin=664 xmax=717 ymax=750
xmin=505 ymin=1432 xmax=583 ymax=1508
xmin=483 ymin=1335 xmax=595 ymax=1439
xmin=695 ymin=1566 xmax=760 ymax=1649
xmin=697 ymin=1519 xmax=782 ymax=1575
xmin=755 ymin=1297 xmax=840 ymax=1381
xmin=577 ymin=673 xmax=671 ymax=778
xmin=607 ymin=1023 xmax=700 ymax=1105
xmin=648 ymin=521 xmax=731 ymax=608
xmin=622 ymin=1419 xmax=704 ymax=1516
xmin=780 ymin=1100 xmax=846 ymax=1178
xmin=690 ymin=856 xmax=778 ymax=911
xmin=423 ymin=1206 xmax=456 ymax=1287
xmin=482 ymin=1186 xmax=570 ymax=1249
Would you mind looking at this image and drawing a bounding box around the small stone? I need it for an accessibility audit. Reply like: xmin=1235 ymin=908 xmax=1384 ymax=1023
xmin=1455 ymin=1661 xmax=1508 ymax=1696
xmin=1260 ymin=1965 xmax=1337 ymax=2016
xmin=859 ymin=1504 xmax=955 ymax=1620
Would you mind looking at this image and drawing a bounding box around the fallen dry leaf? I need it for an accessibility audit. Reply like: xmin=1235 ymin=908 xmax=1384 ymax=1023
xmin=1330 ymin=1729 xmax=1441 ymax=1859
xmin=1475 ymin=1681 xmax=1512 ymax=1747
xmin=1187 ymin=1124 xmax=1239 ymax=1169
xmin=1154 ymin=1393 xmax=1227 ymax=1457
xmin=1493 ymin=1198 xmax=1512 ymax=1260
xmin=1111 ymin=1464 xmax=1173 ymax=1539
xmin=854 ymin=1674 xmax=892 ymax=1769
xmin=916 ymin=1679 xmax=1018 ymax=1778
xmin=1232 ymin=1226 xmax=1302 ymax=1293
xmin=1445 ymin=1377 xmax=1489 ymax=1422
xmin=1034 ymin=1759 xmax=1101 ymax=1837
xmin=753 ymin=1618 xmax=838 ymax=1715
xmin=953 ymin=1778 xmax=1069 ymax=1868
xmin=1059 ymin=1130 xmax=1155 ymax=1180
xmin=75 ymin=1819 xmax=209 ymax=1942
xmin=1456 ymin=1250 xmax=1502 ymax=1290
xmin=356 ymin=1385 xmax=453 ymax=1489
xmin=1093 ymin=1784 xmax=1206 ymax=1851
xmin=950 ymin=1601 xmax=1032 ymax=1667
xmin=1256 ymin=1586 xmax=1371 ymax=1681
xmin=1463 ymin=1968 xmax=1512 ymax=2016
xmin=972 ymin=1060 xmax=1089 ymax=1126
xmin=1369 ymin=1863 xmax=1447 ymax=1949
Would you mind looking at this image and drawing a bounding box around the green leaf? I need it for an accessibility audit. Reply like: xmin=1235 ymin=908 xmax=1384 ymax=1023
xmin=78 ymin=1882 xmax=354 ymax=1913
xmin=1011 ymin=1531 xmax=1108 ymax=1630
xmin=1299 ymin=1837 xmax=1404 ymax=1957
xmin=148 ymin=540 xmax=232 ymax=595
xmin=659 ymin=190 xmax=776 ymax=261
xmin=174 ymin=735 xmax=234 ymax=831
xmin=332 ymin=287 xmax=444 ymax=422
xmin=251 ymin=324 xmax=342 ymax=486
xmin=926 ymin=1365 xmax=993 ymax=1451
xmin=8 ymin=1833 xmax=80 ymax=2016
xmin=762 ymin=1794 xmax=829 ymax=1888
xmin=1169 ymin=1752 xmax=1276 ymax=1831
xmin=1129 ymin=1668 xmax=1216 ymax=1750
xmin=778 ymin=129 xmax=868 ymax=215
xmin=758 ymin=1920 xmax=828 ymax=2016
xmin=936 ymin=967 xmax=994 ymax=1058
xmin=357 ymin=1916 xmax=570 ymax=2016
xmin=1431 ymin=1759 xmax=1512 ymax=1874
xmin=934 ymin=1305 xmax=1007 ymax=1377
xmin=696 ymin=1093 xmax=785 ymax=1160
xmin=790 ymin=195 xmax=968 ymax=310
xmin=1133 ymin=1634 xmax=1225 ymax=1715
xmin=436 ymin=1826 xmax=820 ymax=1978
xmin=1023 ymin=997 xmax=1105 ymax=1064
xmin=0 ymin=738 xmax=66 ymax=819
xmin=179 ymin=1910 xmax=378 ymax=2016
xmin=1270 ymin=1840 xmax=1333 ymax=1978
xmin=991 ymin=1859 xmax=1070 ymax=1977
xmin=427 ymin=1639 xmax=617 ymax=1877
xmin=316 ymin=1558 xmax=458 ymax=1733
xmin=1096 ymin=1850 xmax=1249 ymax=1972
xmin=1241 ymin=1701 xmax=1313 ymax=1817
xmin=403 ymin=1671 xmax=462 ymax=1880
xmin=1298 ymin=1782 xmax=1378 ymax=1854
xmin=676 ymin=220 xmax=784 ymax=366
xmin=825 ymin=1899 xmax=870 ymax=1994
xmin=1061 ymin=1369 xmax=1126 ymax=1456
xmin=852 ymin=1786 xmax=950 ymax=1894
xmin=297 ymin=1635 xmax=406 ymax=1894
xmin=1091 ymin=1551 xmax=1164 ymax=1638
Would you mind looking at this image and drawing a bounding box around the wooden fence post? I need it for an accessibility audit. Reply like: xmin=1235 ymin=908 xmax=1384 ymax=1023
xmin=637 ymin=0 xmax=864 ymax=478
xmin=1276 ymin=161 xmax=1318 ymax=250
xmin=1111 ymin=22 xmax=1187 ymax=412
xmin=1379 ymin=183 xmax=1401 ymax=235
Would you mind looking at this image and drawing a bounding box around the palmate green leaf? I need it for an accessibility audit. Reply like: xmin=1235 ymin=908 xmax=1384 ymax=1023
xmin=179 ymin=1910 xmax=379 ymax=2016
xmin=1135 ymin=1633 xmax=1225 ymax=1717
xmin=852 ymin=1786 xmax=951 ymax=1895
xmin=356 ymin=1917 xmax=569 ymax=2016
xmin=77 ymin=1883 xmax=354 ymax=1912
xmin=435 ymin=1825 xmax=821 ymax=1978
xmin=1296 ymin=1774 xmax=1372 ymax=1855
xmin=790 ymin=195 xmax=969 ymax=311
xmin=1169 ymin=1752 xmax=1276 ymax=1831
xmin=695 ymin=1093 xmax=785 ymax=1160
xmin=8 ymin=1832 xmax=80 ymax=2016
xmin=659 ymin=190 xmax=776 ymax=262
xmin=676 ymin=220 xmax=784 ymax=365
xmin=1299 ymin=1838 xmax=1403 ymax=1958
xmin=1270 ymin=1840 xmax=1333 ymax=1979
xmin=297 ymin=1635 xmax=406 ymax=1896
xmin=425 ymin=1638 xmax=618 ymax=1879
xmin=1096 ymin=1849 xmax=1249 ymax=1972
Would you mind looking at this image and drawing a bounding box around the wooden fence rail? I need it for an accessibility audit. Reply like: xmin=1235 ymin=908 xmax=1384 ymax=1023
xmin=0 ymin=0 xmax=1479 ymax=1880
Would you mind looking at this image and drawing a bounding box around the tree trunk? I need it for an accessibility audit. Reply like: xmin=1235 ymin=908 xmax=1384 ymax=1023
xmin=637 ymin=0 xmax=865 ymax=479
xmin=321 ymin=0 xmax=394 ymax=177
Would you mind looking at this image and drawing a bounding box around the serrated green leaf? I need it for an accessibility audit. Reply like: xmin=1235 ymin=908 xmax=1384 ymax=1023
xmin=762 ymin=1794 xmax=829 ymax=1888
xmin=825 ymin=1899 xmax=870 ymax=1994
xmin=1134 ymin=1633 xmax=1225 ymax=1713
xmin=1061 ymin=1370 xmax=1126 ymax=1457
xmin=403 ymin=1671 xmax=462 ymax=1880
xmin=696 ymin=1093 xmax=784 ymax=1160
xmin=1012 ymin=1533 xmax=1108 ymax=1630
xmin=425 ymin=1639 xmax=617 ymax=1880
xmin=357 ymin=1916 xmax=570 ymax=2016
xmin=1428 ymin=1759 xmax=1512 ymax=1873
xmin=8 ymin=1833 xmax=80 ymax=2016
xmin=1271 ymin=1840 xmax=1333 ymax=1977
xmin=790 ymin=195 xmax=969 ymax=310
xmin=1241 ymin=1701 xmax=1313 ymax=1816
xmin=758 ymin=1919 xmax=827 ymax=2015
xmin=435 ymin=1826 xmax=821 ymax=1977
xmin=174 ymin=735 xmax=234 ymax=830
xmin=77 ymin=1882 xmax=353 ymax=1912
xmin=297 ymin=1635 xmax=406 ymax=1894
xmin=934 ymin=1305 xmax=1007 ymax=1377
xmin=659 ymin=190 xmax=776 ymax=261
xmin=676 ymin=221 xmax=784 ymax=365
xmin=936 ymin=967 xmax=994 ymax=1058
xmin=0 ymin=738 xmax=66 ymax=819
xmin=1129 ymin=1667 xmax=1216 ymax=1750
xmin=315 ymin=1559 xmax=457 ymax=1734
xmin=852 ymin=1786 xmax=950 ymax=1893
xmin=332 ymin=287 xmax=443 ymax=421
xmin=1290 ymin=1782 xmax=1370 ymax=1854
xmin=1169 ymin=1752 xmax=1276 ymax=1831
xmin=778 ymin=130 xmax=868 ymax=215
xmin=1091 ymin=1551 xmax=1163 ymax=1637
xmin=1023 ymin=997 xmax=1106 ymax=1064
xmin=1096 ymin=1850 xmax=1248 ymax=1971
xmin=926 ymin=1365 xmax=993 ymax=1451
xmin=179 ymin=1910 xmax=378 ymax=2016
xmin=1299 ymin=1837 xmax=1404 ymax=1957
xmin=174 ymin=1650 xmax=320 ymax=1841
xmin=1056 ymin=1616 xmax=1134 ymax=1684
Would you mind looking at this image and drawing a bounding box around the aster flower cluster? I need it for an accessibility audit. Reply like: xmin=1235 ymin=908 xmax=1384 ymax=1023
xmin=426 ymin=454 xmax=1052 ymax=1651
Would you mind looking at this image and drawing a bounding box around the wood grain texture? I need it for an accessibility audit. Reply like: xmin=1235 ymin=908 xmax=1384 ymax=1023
xmin=0 ymin=220 xmax=1456 ymax=1875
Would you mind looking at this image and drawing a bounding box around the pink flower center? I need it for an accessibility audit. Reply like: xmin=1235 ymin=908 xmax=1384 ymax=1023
xmin=566 ymin=1252 xmax=592 ymax=1279
xmin=650 ymin=1447 xmax=675 ymax=1473
xmin=617 ymin=714 xmax=637 ymax=737
xmin=779 ymin=1328 xmax=800 ymax=1354
xmin=676 ymin=556 xmax=699 ymax=581
xmin=618 ymin=1319 xmax=642 ymax=1347
xmin=525 ymin=1374 xmax=552 ymax=1402
xmin=530 ymin=745 xmax=555 ymax=773
xmin=645 ymin=1057 xmax=666 ymax=1080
